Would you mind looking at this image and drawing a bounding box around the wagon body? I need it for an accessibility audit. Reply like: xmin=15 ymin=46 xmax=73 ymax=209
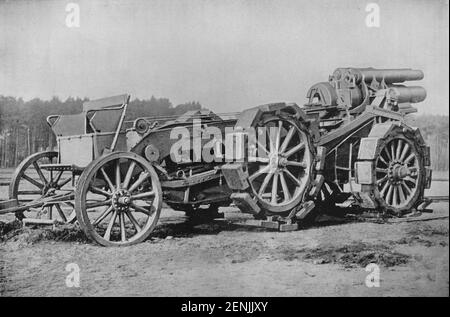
xmin=1 ymin=67 xmax=432 ymax=246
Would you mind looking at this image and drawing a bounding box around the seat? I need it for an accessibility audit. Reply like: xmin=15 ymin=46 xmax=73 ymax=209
xmin=46 ymin=94 xmax=130 ymax=167
xmin=48 ymin=94 xmax=129 ymax=136
xmin=50 ymin=113 xmax=86 ymax=137
xmin=84 ymin=94 xmax=129 ymax=133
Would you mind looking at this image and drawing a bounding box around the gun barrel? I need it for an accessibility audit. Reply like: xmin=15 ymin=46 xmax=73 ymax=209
xmin=388 ymin=85 xmax=427 ymax=103
xmin=352 ymin=68 xmax=424 ymax=84
xmin=333 ymin=68 xmax=424 ymax=84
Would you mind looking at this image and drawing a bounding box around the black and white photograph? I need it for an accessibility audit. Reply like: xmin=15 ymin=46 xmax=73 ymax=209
xmin=0 ymin=0 xmax=448 ymax=299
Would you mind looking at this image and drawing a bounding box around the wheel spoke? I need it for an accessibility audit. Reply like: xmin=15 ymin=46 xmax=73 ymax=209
xmin=119 ymin=213 xmax=126 ymax=242
xmin=258 ymin=173 xmax=273 ymax=196
xmin=377 ymin=175 xmax=388 ymax=185
xmin=86 ymin=199 xmax=112 ymax=209
xmin=249 ymin=164 xmax=270 ymax=181
xmin=33 ymin=162 xmax=48 ymax=185
xmin=404 ymin=153 xmax=416 ymax=165
xmin=401 ymin=181 xmax=412 ymax=195
xmin=123 ymin=162 xmax=136 ymax=189
xmin=284 ymin=143 xmax=305 ymax=158
xmin=93 ymin=206 xmax=114 ymax=226
xmin=279 ymin=126 xmax=295 ymax=154
xmin=386 ymin=185 xmax=394 ymax=205
xmin=279 ymin=172 xmax=291 ymax=201
xmin=128 ymin=172 xmax=150 ymax=193
xmin=398 ymin=184 xmax=406 ymax=203
xmin=404 ymin=176 xmax=417 ymax=185
xmin=379 ymin=155 xmax=388 ymax=165
xmin=131 ymin=203 xmax=153 ymax=215
xmin=115 ymin=160 xmax=121 ymax=190
xmin=90 ymin=186 xmax=111 ymax=197
xmin=383 ymin=148 xmax=392 ymax=161
xmin=271 ymin=173 xmax=279 ymax=204
xmin=125 ymin=210 xmax=142 ymax=232
xmin=131 ymin=191 xmax=155 ymax=200
xmin=54 ymin=204 xmax=68 ymax=222
xmin=275 ymin=121 xmax=282 ymax=152
xmin=390 ymin=143 xmax=396 ymax=161
xmin=54 ymin=171 xmax=64 ymax=184
xmin=285 ymin=160 xmax=307 ymax=169
xmin=396 ymin=140 xmax=403 ymax=160
xmin=376 ymin=168 xmax=388 ymax=173
xmin=284 ymin=169 xmax=302 ymax=187
xmin=57 ymin=177 xmax=72 ymax=188
xmin=380 ymin=181 xmax=389 ymax=196
xmin=256 ymin=139 xmax=270 ymax=156
xmin=408 ymin=167 xmax=418 ymax=174
xmin=399 ymin=142 xmax=410 ymax=162
xmin=101 ymin=168 xmax=115 ymax=192
xmin=22 ymin=174 xmax=44 ymax=189
xmin=393 ymin=185 xmax=398 ymax=206
xmin=267 ymin=128 xmax=275 ymax=154
xmin=104 ymin=210 xmax=118 ymax=241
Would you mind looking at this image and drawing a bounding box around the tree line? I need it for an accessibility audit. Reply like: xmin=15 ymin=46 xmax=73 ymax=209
xmin=0 ymin=95 xmax=202 ymax=167
xmin=405 ymin=114 xmax=449 ymax=172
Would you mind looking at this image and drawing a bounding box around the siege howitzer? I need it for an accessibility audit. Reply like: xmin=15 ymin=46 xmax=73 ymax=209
xmin=0 ymin=67 xmax=433 ymax=246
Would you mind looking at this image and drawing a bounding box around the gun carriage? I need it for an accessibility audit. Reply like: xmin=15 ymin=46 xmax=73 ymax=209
xmin=0 ymin=68 xmax=432 ymax=246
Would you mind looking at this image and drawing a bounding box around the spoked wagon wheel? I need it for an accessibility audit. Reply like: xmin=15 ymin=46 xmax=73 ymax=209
xmin=75 ymin=152 xmax=162 ymax=246
xmin=246 ymin=114 xmax=314 ymax=216
xmin=9 ymin=151 xmax=76 ymax=223
xmin=374 ymin=135 xmax=425 ymax=214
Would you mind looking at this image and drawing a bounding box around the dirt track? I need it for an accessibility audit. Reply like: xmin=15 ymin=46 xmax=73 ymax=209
xmin=0 ymin=202 xmax=448 ymax=297
xmin=1 ymin=177 xmax=449 ymax=297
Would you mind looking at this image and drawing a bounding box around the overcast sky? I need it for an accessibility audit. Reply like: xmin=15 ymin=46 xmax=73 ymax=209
xmin=0 ymin=0 xmax=448 ymax=114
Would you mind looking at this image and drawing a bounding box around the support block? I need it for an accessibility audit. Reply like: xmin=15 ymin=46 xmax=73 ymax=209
xmin=222 ymin=163 xmax=249 ymax=190
xmin=309 ymin=175 xmax=324 ymax=197
xmin=260 ymin=220 xmax=279 ymax=229
xmin=279 ymin=223 xmax=298 ymax=231
xmin=230 ymin=192 xmax=260 ymax=214
xmin=296 ymin=201 xmax=315 ymax=220
xmin=355 ymin=191 xmax=378 ymax=209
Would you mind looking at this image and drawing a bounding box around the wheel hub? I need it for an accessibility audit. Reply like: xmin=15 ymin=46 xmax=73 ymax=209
xmin=268 ymin=153 xmax=281 ymax=172
xmin=388 ymin=160 xmax=411 ymax=184
xmin=112 ymin=189 xmax=131 ymax=212
xmin=42 ymin=182 xmax=58 ymax=196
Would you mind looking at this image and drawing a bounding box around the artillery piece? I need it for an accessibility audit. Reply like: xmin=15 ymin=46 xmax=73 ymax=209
xmin=0 ymin=67 xmax=432 ymax=246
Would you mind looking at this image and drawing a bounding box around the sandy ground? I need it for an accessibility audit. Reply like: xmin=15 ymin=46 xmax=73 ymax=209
xmin=0 ymin=177 xmax=448 ymax=297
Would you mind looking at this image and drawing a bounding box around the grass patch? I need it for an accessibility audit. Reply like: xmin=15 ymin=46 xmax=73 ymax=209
xmin=0 ymin=220 xmax=89 ymax=244
xmin=280 ymin=242 xmax=411 ymax=268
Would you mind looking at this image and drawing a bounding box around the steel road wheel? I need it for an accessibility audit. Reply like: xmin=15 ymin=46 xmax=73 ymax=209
xmin=75 ymin=152 xmax=162 ymax=246
xmin=247 ymin=115 xmax=313 ymax=215
xmin=374 ymin=136 xmax=424 ymax=212
xmin=9 ymin=151 xmax=76 ymax=223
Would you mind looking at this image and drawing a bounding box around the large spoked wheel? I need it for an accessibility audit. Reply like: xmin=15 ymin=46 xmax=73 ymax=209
xmin=75 ymin=152 xmax=162 ymax=246
xmin=9 ymin=151 xmax=76 ymax=223
xmin=374 ymin=135 xmax=425 ymax=213
xmin=247 ymin=114 xmax=314 ymax=216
